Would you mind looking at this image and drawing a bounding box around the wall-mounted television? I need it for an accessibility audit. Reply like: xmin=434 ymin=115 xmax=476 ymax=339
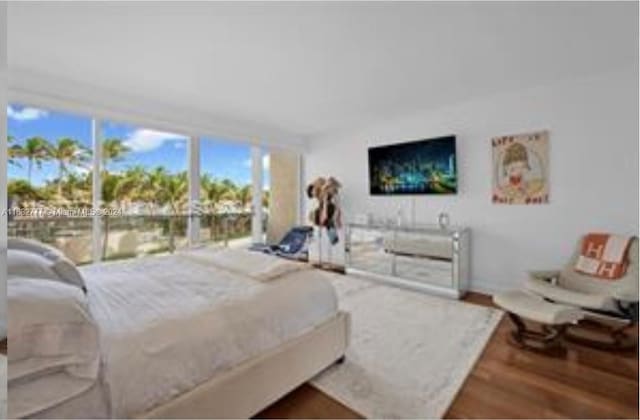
xmin=368 ymin=135 xmax=457 ymax=195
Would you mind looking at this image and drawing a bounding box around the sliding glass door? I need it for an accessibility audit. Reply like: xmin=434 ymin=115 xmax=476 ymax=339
xmin=7 ymin=104 xmax=94 ymax=264
xmin=6 ymin=102 xmax=301 ymax=263
xmin=199 ymin=138 xmax=254 ymax=247
xmin=99 ymin=121 xmax=189 ymax=261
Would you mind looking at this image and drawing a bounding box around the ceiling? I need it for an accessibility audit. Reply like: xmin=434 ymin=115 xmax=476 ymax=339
xmin=8 ymin=2 xmax=638 ymax=140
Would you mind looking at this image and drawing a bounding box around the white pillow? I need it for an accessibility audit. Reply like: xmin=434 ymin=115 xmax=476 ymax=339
xmin=8 ymin=237 xmax=65 ymax=259
xmin=50 ymin=258 xmax=87 ymax=293
xmin=8 ymin=238 xmax=86 ymax=293
xmin=8 ymin=277 xmax=99 ymax=377
xmin=7 ymin=250 xmax=60 ymax=280
xmin=8 ymin=277 xmax=100 ymax=417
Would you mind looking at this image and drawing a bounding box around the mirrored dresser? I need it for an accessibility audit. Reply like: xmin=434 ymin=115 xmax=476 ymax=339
xmin=345 ymin=222 xmax=470 ymax=299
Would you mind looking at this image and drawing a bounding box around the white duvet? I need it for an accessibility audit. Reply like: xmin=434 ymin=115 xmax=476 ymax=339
xmin=183 ymin=247 xmax=310 ymax=281
xmin=79 ymin=249 xmax=337 ymax=418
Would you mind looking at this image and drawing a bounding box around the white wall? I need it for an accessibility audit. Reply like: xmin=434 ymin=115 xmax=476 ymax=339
xmin=305 ymin=69 xmax=639 ymax=293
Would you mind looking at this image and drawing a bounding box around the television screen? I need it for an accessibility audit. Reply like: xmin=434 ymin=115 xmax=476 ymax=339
xmin=368 ymin=135 xmax=457 ymax=195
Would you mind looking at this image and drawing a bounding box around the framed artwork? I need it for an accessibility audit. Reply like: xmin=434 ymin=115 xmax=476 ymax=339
xmin=492 ymin=130 xmax=549 ymax=205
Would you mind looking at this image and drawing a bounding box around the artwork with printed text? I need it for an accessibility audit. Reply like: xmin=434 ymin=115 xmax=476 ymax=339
xmin=492 ymin=130 xmax=549 ymax=205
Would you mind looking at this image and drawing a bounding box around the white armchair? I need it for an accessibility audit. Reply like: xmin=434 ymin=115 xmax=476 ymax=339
xmin=494 ymin=236 xmax=638 ymax=352
xmin=527 ymin=237 xmax=638 ymax=314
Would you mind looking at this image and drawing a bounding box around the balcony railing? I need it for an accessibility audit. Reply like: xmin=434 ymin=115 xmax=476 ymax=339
xmin=8 ymin=212 xmax=262 ymax=265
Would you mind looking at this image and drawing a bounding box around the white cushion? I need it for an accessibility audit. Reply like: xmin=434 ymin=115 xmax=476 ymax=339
xmin=525 ymin=277 xmax=616 ymax=311
xmin=493 ymin=290 xmax=583 ymax=325
xmin=8 ymin=237 xmax=65 ymax=259
xmin=7 ymin=277 xmax=100 ymax=418
xmin=8 ymin=238 xmax=86 ymax=292
xmin=50 ymin=257 xmax=87 ymax=292
xmin=7 ymin=250 xmax=59 ymax=280
xmin=7 ymin=277 xmax=99 ymax=375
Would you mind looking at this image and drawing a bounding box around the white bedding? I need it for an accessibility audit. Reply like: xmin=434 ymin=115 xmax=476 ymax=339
xmin=183 ymin=248 xmax=310 ymax=281
xmin=72 ymin=250 xmax=337 ymax=418
xmin=8 ymin=278 xmax=100 ymax=419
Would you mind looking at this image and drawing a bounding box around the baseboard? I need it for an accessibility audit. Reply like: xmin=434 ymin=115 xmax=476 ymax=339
xmin=468 ymin=280 xmax=505 ymax=296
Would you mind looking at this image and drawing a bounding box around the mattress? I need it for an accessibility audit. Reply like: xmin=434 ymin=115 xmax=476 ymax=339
xmin=32 ymin=251 xmax=339 ymax=418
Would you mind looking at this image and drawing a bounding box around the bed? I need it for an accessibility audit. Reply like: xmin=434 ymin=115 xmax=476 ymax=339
xmin=8 ymin=247 xmax=350 ymax=419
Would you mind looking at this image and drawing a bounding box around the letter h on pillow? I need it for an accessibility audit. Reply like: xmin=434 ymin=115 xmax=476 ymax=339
xmin=8 ymin=238 xmax=87 ymax=293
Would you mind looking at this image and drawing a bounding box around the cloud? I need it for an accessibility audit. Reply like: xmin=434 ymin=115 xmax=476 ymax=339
xmin=7 ymin=105 xmax=49 ymax=121
xmin=124 ymin=129 xmax=187 ymax=152
xmin=69 ymin=166 xmax=91 ymax=176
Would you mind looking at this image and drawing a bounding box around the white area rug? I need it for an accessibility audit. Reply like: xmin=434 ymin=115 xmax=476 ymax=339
xmin=311 ymin=275 xmax=503 ymax=419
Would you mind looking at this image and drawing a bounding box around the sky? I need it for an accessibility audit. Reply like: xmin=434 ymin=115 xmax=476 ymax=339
xmin=7 ymin=104 xmax=270 ymax=188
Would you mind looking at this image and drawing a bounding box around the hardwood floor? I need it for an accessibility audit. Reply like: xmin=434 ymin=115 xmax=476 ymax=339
xmin=257 ymin=383 xmax=362 ymax=419
xmin=257 ymin=292 xmax=639 ymax=419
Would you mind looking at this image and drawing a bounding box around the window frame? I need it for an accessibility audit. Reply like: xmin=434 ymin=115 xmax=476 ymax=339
xmin=6 ymin=103 xmax=275 ymax=263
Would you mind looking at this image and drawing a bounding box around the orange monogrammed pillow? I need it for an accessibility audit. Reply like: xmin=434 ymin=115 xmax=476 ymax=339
xmin=574 ymin=233 xmax=631 ymax=280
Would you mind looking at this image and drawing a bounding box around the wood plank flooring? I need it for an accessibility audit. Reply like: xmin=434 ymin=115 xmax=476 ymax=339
xmin=257 ymin=292 xmax=639 ymax=419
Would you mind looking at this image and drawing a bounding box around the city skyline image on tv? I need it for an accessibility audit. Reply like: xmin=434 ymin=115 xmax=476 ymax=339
xmin=368 ymin=135 xmax=457 ymax=195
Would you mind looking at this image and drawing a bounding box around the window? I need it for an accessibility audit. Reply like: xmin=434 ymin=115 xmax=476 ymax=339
xmin=262 ymin=150 xmax=271 ymax=240
xmin=100 ymin=121 xmax=188 ymax=260
xmin=199 ymin=138 xmax=253 ymax=246
xmin=5 ymin=103 xmax=299 ymax=263
xmin=7 ymin=103 xmax=94 ymax=264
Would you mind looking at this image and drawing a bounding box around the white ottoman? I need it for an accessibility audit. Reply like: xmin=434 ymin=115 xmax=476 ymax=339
xmin=493 ymin=290 xmax=583 ymax=353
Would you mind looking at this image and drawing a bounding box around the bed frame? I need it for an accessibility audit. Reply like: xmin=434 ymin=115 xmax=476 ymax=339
xmin=137 ymin=311 xmax=350 ymax=419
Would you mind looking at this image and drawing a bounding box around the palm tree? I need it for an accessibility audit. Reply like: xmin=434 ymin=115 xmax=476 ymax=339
xmin=61 ymin=172 xmax=92 ymax=206
xmin=144 ymin=166 xmax=170 ymax=215
xmin=8 ymin=179 xmax=44 ymax=203
xmin=100 ymin=172 xmax=121 ymax=258
xmin=102 ymin=138 xmax=130 ymax=171
xmin=201 ymin=175 xmax=234 ymax=240
xmin=21 ymin=137 xmax=51 ymax=184
xmin=7 ymin=135 xmax=23 ymax=167
xmin=98 ymin=138 xmax=132 ymax=256
xmin=201 ymin=175 xmax=234 ymax=211
xmin=227 ymin=184 xmax=251 ymax=236
xmin=235 ymin=185 xmax=252 ymax=212
xmin=49 ymin=138 xmax=91 ymax=197
xmin=155 ymin=170 xmax=188 ymax=251
xmin=100 ymin=172 xmax=140 ymax=258
xmin=111 ymin=166 xmax=146 ymax=210
xmin=221 ymin=178 xmax=237 ymax=192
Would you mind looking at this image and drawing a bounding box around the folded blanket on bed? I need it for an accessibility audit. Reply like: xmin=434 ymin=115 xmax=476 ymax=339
xmin=183 ymin=248 xmax=311 ymax=281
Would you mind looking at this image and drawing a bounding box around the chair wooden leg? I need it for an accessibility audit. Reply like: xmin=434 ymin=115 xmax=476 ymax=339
xmin=565 ymin=320 xmax=638 ymax=351
xmin=507 ymin=313 xmax=567 ymax=356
